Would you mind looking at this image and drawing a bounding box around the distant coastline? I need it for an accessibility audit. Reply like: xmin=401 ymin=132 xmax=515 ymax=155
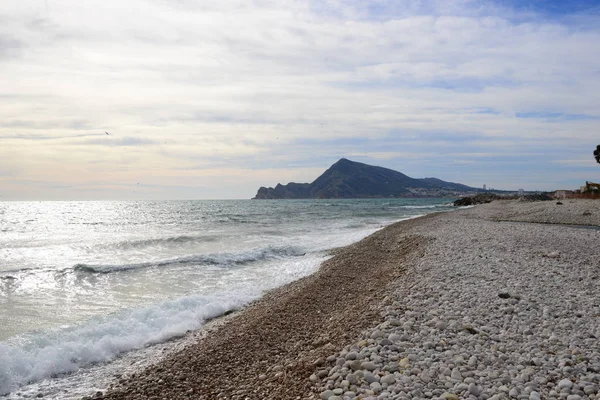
xmin=252 ymin=158 xmax=488 ymax=199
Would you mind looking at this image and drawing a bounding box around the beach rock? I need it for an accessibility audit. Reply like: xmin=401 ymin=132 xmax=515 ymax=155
xmin=364 ymin=372 xmax=379 ymax=383
xmin=381 ymin=374 xmax=396 ymax=385
xmin=370 ymin=330 xmax=384 ymax=339
xmin=451 ymin=369 xmax=462 ymax=381
xmin=346 ymin=373 xmax=358 ymax=384
xmin=370 ymin=382 xmax=382 ymax=393
xmin=529 ymin=392 xmax=540 ymax=400
xmin=349 ymin=360 xmax=362 ymax=371
xmin=361 ymin=361 xmax=377 ymax=371
xmin=468 ymin=383 xmax=481 ymax=396
xmin=558 ymin=379 xmax=574 ymax=390
xmin=440 ymin=393 xmax=459 ymax=400
xmin=583 ymin=385 xmax=597 ymax=395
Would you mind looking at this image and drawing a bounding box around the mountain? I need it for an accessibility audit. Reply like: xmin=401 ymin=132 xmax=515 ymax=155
xmin=252 ymin=158 xmax=483 ymax=199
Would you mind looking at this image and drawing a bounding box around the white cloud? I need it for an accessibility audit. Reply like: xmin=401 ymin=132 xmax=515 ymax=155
xmin=1 ymin=0 xmax=599 ymax=198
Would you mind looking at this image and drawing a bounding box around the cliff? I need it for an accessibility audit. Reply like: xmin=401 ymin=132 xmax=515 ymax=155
xmin=253 ymin=158 xmax=482 ymax=199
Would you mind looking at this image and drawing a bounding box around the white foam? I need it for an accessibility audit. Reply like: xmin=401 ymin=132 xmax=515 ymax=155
xmin=0 ymin=290 xmax=258 ymax=395
xmin=0 ymin=251 xmax=331 ymax=398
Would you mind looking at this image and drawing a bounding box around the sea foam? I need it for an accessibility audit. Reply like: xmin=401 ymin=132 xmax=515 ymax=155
xmin=0 ymin=289 xmax=259 ymax=395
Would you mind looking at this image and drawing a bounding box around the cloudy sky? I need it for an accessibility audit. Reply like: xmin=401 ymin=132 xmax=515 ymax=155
xmin=1 ymin=0 xmax=599 ymax=200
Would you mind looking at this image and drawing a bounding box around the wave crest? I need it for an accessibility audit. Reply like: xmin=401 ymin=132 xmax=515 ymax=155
xmin=0 ymin=292 xmax=257 ymax=395
xmin=73 ymin=246 xmax=305 ymax=274
xmin=109 ymin=234 xmax=219 ymax=250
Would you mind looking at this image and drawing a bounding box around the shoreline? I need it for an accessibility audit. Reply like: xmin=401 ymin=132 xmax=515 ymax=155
xmin=99 ymin=199 xmax=600 ymax=399
xmin=97 ymin=214 xmax=437 ymax=399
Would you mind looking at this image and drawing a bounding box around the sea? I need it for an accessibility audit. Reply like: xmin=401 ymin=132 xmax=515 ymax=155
xmin=0 ymin=198 xmax=454 ymax=398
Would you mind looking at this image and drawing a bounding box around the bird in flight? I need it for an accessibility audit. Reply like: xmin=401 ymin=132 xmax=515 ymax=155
xmin=105 ymin=132 xmax=110 ymax=135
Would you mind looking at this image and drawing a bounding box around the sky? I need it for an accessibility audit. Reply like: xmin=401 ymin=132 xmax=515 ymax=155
xmin=1 ymin=0 xmax=600 ymax=200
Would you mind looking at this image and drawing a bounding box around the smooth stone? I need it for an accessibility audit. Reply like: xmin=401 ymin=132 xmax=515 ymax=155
xmin=421 ymin=372 xmax=432 ymax=383
xmin=440 ymin=393 xmax=459 ymax=400
xmin=469 ymin=383 xmax=481 ymax=396
xmin=456 ymin=383 xmax=468 ymax=392
xmin=529 ymin=391 xmax=540 ymax=400
xmin=559 ymin=379 xmax=574 ymax=390
xmin=381 ymin=374 xmax=396 ymax=385
xmin=364 ymin=372 xmax=379 ymax=384
xmin=361 ymin=361 xmax=377 ymax=371
xmin=345 ymin=352 xmax=358 ymax=360
xmin=320 ymin=390 xmax=334 ymax=400
xmin=349 ymin=360 xmax=362 ymax=371
xmin=370 ymin=382 xmax=382 ymax=393
xmin=371 ymin=330 xmax=385 ymax=339
xmin=333 ymin=388 xmax=343 ymax=395
xmin=583 ymin=386 xmax=597 ymax=395
xmin=317 ymin=370 xmax=329 ymax=379
xmin=451 ymin=369 xmax=462 ymax=380
xmin=385 ymin=362 xmax=399 ymax=373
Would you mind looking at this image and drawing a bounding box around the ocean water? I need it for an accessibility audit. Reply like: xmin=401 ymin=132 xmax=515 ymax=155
xmin=0 ymin=199 xmax=454 ymax=398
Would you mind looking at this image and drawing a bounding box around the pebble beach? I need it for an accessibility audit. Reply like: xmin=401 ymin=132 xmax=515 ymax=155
xmin=98 ymin=199 xmax=600 ymax=400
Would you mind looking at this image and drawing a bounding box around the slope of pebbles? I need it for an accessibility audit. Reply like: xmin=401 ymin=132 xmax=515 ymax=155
xmin=96 ymin=218 xmax=431 ymax=400
xmin=310 ymin=201 xmax=600 ymax=400
xmin=467 ymin=199 xmax=600 ymax=226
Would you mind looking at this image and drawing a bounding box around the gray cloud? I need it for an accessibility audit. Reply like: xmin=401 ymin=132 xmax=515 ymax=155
xmin=0 ymin=35 xmax=22 ymax=59
xmin=79 ymin=137 xmax=157 ymax=147
xmin=1 ymin=118 xmax=93 ymax=130
xmin=0 ymin=133 xmax=101 ymax=141
xmin=0 ymin=0 xmax=599 ymax=199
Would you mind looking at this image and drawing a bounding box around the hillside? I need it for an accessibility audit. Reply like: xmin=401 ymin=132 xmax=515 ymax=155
xmin=252 ymin=158 xmax=483 ymax=199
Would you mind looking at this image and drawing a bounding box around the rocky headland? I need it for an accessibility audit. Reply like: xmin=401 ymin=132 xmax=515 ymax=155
xmin=253 ymin=158 xmax=484 ymax=199
xmin=97 ymin=199 xmax=600 ymax=400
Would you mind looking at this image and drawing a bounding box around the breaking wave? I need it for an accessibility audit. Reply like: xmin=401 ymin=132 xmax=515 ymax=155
xmin=0 ymin=290 xmax=259 ymax=395
xmin=73 ymin=246 xmax=306 ymax=274
xmin=107 ymin=234 xmax=219 ymax=250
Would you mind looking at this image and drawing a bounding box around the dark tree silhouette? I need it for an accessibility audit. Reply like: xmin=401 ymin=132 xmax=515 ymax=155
xmin=595 ymin=145 xmax=600 ymax=164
